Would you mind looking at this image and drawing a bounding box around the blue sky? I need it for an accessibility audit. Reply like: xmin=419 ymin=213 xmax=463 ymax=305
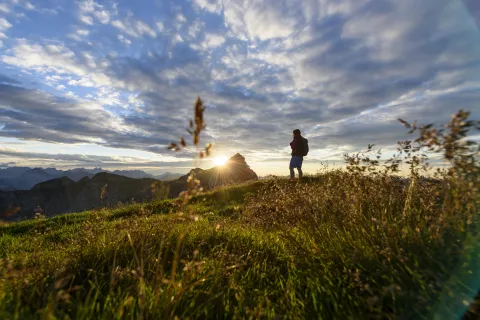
xmin=0 ymin=0 xmax=479 ymax=175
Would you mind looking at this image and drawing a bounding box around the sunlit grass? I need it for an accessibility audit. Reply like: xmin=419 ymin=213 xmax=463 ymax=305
xmin=0 ymin=170 xmax=478 ymax=319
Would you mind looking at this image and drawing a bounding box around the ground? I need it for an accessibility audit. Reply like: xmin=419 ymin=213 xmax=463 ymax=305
xmin=0 ymin=173 xmax=478 ymax=319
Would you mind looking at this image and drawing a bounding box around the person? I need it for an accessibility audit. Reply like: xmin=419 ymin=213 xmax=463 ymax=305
xmin=289 ymin=129 xmax=304 ymax=180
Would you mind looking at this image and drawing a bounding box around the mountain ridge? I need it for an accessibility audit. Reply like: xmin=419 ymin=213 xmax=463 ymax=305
xmin=0 ymin=154 xmax=258 ymax=221
xmin=0 ymin=166 xmax=185 ymax=191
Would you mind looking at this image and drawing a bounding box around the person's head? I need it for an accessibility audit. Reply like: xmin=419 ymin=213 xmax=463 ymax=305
xmin=293 ymin=129 xmax=301 ymax=137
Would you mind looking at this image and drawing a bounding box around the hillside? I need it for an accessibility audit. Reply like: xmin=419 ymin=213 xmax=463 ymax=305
xmin=0 ymin=173 xmax=162 ymax=221
xmin=0 ymin=172 xmax=478 ymax=319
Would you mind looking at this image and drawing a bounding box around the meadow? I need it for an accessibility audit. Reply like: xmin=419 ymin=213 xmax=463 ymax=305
xmin=0 ymin=109 xmax=478 ymax=319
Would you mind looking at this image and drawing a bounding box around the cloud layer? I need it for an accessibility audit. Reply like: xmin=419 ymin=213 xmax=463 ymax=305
xmin=0 ymin=0 xmax=479 ymax=174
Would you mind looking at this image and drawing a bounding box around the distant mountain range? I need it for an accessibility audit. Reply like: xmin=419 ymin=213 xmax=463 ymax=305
xmin=0 ymin=153 xmax=258 ymax=221
xmin=0 ymin=167 xmax=184 ymax=191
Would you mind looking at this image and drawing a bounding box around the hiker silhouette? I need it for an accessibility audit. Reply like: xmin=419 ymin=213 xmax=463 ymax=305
xmin=289 ymin=129 xmax=308 ymax=180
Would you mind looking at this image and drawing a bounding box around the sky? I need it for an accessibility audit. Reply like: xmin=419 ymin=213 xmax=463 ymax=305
xmin=0 ymin=0 xmax=479 ymax=176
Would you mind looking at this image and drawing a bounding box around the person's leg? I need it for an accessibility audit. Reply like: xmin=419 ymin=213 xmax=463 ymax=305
xmin=297 ymin=157 xmax=303 ymax=180
xmin=289 ymin=157 xmax=295 ymax=179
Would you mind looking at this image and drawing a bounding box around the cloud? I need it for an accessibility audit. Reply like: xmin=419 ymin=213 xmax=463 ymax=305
xmin=68 ymin=78 xmax=96 ymax=87
xmin=176 ymin=13 xmax=187 ymax=23
xmin=0 ymin=147 xmax=129 ymax=163
xmin=0 ymin=3 xmax=10 ymax=13
xmin=222 ymin=0 xmax=300 ymax=41
xmin=203 ymin=33 xmax=225 ymax=48
xmin=24 ymin=2 xmax=35 ymax=10
xmin=0 ymin=83 xmax=124 ymax=144
xmin=0 ymin=48 xmax=208 ymax=154
xmin=68 ymin=28 xmax=90 ymax=41
xmin=0 ymin=147 xmax=189 ymax=169
xmin=77 ymin=0 xmax=112 ymax=25
xmin=93 ymin=9 xmax=110 ymax=24
xmin=156 ymin=21 xmax=165 ymax=32
xmin=1 ymin=39 xmax=119 ymax=89
xmin=0 ymin=18 xmax=12 ymax=32
xmin=1 ymin=0 xmax=480 ymax=175
xmin=0 ymin=147 xmax=196 ymax=171
xmin=117 ymin=34 xmax=131 ymax=46
xmin=112 ymin=18 xmax=156 ymax=38
xmin=77 ymin=29 xmax=89 ymax=36
xmin=2 ymin=40 xmax=88 ymax=76
xmin=194 ymin=0 xmax=222 ymax=13
xmin=80 ymin=15 xmax=94 ymax=25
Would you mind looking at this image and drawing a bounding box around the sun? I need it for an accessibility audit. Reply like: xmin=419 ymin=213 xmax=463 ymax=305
xmin=214 ymin=156 xmax=228 ymax=166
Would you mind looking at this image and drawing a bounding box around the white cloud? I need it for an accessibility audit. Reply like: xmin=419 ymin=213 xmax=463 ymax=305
xmin=56 ymin=85 xmax=66 ymax=90
xmin=68 ymin=29 xmax=90 ymax=42
xmin=93 ymin=10 xmax=110 ymax=24
xmin=95 ymin=87 xmax=121 ymax=106
xmin=188 ymin=20 xmax=204 ymax=39
xmin=77 ymin=29 xmax=89 ymax=36
xmin=1 ymin=40 xmax=123 ymax=93
xmin=173 ymin=34 xmax=184 ymax=44
xmin=135 ymin=20 xmax=156 ymax=37
xmin=0 ymin=40 xmax=113 ymax=91
xmin=78 ymin=0 xmax=97 ymax=14
xmin=221 ymin=0 xmax=305 ymax=41
xmin=0 ymin=18 xmax=12 ymax=31
xmin=176 ymin=13 xmax=187 ymax=23
xmin=244 ymin=1 xmax=297 ymax=40
xmin=112 ymin=20 xmax=132 ymax=36
xmin=68 ymin=78 xmax=96 ymax=87
xmin=222 ymin=0 xmax=248 ymax=40
xmin=204 ymin=33 xmax=225 ymax=48
xmin=78 ymin=0 xmax=113 ymax=25
xmin=0 ymin=3 xmax=10 ymax=13
xmin=80 ymin=15 xmax=94 ymax=25
xmin=118 ymin=34 xmax=131 ymax=46
xmin=24 ymin=2 xmax=35 ymax=10
xmin=112 ymin=18 xmax=156 ymax=38
xmin=194 ymin=0 xmax=222 ymax=13
xmin=156 ymin=21 xmax=164 ymax=32
xmin=2 ymin=41 xmax=87 ymax=76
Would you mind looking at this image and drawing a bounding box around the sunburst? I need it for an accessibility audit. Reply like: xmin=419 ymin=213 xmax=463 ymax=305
xmin=214 ymin=156 xmax=228 ymax=166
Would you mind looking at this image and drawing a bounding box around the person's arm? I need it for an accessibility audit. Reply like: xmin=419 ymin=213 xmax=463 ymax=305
xmin=290 ymin=139 xmax=296 ymax=150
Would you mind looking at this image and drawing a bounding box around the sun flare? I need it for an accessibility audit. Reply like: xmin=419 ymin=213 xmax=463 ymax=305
xmin=214 ymin=156 xmax=228 ymax=166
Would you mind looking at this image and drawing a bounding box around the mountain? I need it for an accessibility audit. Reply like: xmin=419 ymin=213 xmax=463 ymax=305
xmin=112 ymin=170 xmax=154 ymax=179
xmin=178 ymin=153 xmax=258 ymax=188
xmin=154 ymin=172 xmax=184 ymax=181
xmin=0 ymin=173 xmax=163 ymax=221
xmin=19 ymin=168 xmax=55 ymax=189
xmin=0 ymin=153 xmax=258 ymax=221
xmin=63 ymin=168 xmax=97 ymax=182
xmin=0 ymin=167 xmax=177 ymax=191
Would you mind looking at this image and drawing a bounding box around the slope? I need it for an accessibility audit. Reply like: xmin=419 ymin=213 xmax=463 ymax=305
xmin=0 ymin=173 xmax=478 ymax=319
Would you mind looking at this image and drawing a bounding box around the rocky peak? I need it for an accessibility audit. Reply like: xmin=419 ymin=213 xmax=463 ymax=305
xmin=227 ymin=153 xmax=250 ymax=166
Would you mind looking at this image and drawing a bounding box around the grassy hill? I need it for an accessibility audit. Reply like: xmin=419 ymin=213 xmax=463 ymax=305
xmin=0 ymin=171 xmax=478 ymax=319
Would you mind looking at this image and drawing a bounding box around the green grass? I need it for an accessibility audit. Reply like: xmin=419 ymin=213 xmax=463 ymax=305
xmin=0 ymin=172 xmax=478 ymax=319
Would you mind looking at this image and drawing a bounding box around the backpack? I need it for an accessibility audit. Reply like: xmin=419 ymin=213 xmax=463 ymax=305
xmin=302 ymin=138 xmax=309 ymax=156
